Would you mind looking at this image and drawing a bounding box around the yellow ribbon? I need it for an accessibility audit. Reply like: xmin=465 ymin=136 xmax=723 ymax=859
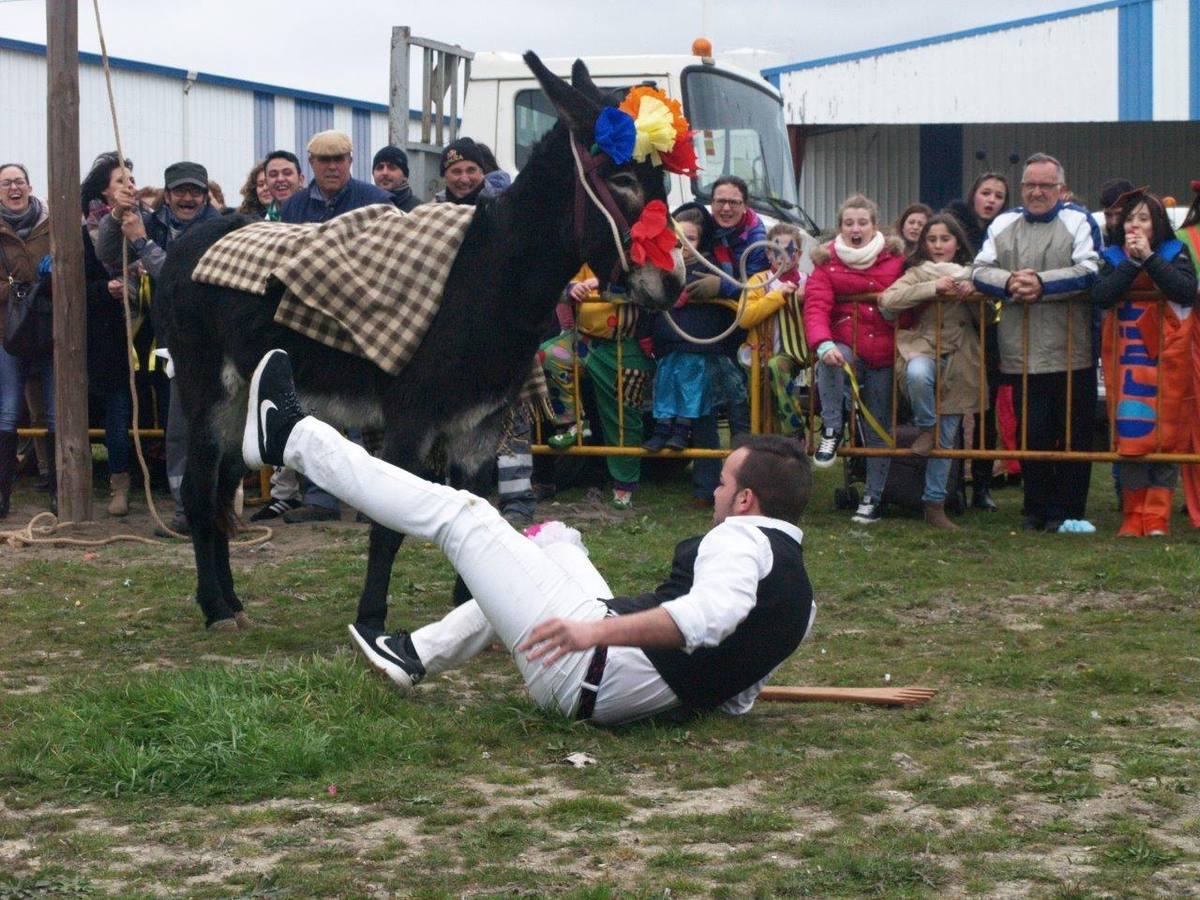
xmin=842 ymin=362 xmax=895 ymax=449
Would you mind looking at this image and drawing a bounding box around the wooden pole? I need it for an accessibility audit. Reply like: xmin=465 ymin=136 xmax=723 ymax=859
xmin=46 ymin=0 xmax=93 ymax=522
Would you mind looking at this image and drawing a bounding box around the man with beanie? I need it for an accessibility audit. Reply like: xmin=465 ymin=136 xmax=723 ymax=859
xmin=97 ymin=160 xmax=222 ymax=535
xmin=372 ymin=146 xmax=419 ymax=212
xmin=435 ymin=138 xmax=505 ymax=205
xmin=279 ymin=130 xmax=392 ymax=523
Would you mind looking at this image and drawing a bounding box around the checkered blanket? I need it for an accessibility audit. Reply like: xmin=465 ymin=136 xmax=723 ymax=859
xmin=192 ymin=202 xmax=549 ymax=414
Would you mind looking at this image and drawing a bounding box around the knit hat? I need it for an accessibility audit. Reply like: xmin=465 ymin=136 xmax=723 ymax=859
xmin=1099 ymin=178 xmax=1135 ymax=210
xmin=440 ymin=138 xmax=485 ymax=175
xmin=307 ymin=130 xmax=353 ymax=156
xmin=163 ymin=161 xmax=208 ymax=190
xmin=372 ymin=145 xmax=409 ymax=177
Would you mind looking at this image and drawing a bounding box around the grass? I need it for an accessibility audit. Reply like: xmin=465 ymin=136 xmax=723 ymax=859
xmin=0 ymin=462 xmax=1198 ymax=897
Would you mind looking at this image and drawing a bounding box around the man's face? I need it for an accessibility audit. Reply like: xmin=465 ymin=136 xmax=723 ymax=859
xmin=711 ymin=184 xmax=746 ymax=228
xmin=164 ymin=183 xmax=207 ymax=220
xmin=373 ymin=161 xmax=407 ymax=191
xmin=310 ymin=153 xmax=352 ymax=197
xmin=1020 ymin=162 xmax=1064 ymax=216
xmin=444 ymin=161 xmax=483 ymax=199
xmin=712 ymin=448 xmax=749 ymax=526
xmin=265 ymin=158 xmax=303 ymax=203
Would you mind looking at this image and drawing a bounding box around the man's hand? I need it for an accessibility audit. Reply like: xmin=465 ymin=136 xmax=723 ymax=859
xmin=120 ymin=210 xmax=146 ymax=243
xmin=110 ymin=184 xmax=137 ymax=218
xmin=107 ymin=278 xmax=125 ymax=300
xmin=1006 ymin=269 xmax=1043 ymax=300
xmin=518 ymin=617 xmax=600 ymax=667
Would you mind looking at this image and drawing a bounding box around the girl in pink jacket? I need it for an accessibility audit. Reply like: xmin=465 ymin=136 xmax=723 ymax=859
xmin=803 ymin=194 xmax=906 ymax=523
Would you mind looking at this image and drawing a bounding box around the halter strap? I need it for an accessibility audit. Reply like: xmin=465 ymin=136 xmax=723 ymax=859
xmin=570 ymin=134 xmax=631 ymax=284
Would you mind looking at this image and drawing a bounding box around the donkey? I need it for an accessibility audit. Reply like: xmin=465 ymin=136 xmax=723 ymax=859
xmin=156 ymin=52 xmax=686 ymax=630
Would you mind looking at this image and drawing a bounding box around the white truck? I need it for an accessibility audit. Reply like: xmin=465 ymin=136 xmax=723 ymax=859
xmin=390 ymin=30 xmax=817 ymax=234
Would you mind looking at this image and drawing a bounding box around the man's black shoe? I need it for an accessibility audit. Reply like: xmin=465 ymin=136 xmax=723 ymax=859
xmin=243 ymin=350 xmax=306 ymax=469
xmin=348 ymin=622 xmax=426 ymax=694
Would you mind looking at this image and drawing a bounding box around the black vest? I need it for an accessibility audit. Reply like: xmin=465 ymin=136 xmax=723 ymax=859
xmin=606 ymin=527 xmax=812 ymax=711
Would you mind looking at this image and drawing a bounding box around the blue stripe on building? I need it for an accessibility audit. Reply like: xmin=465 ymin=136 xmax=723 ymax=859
xmin=352 ymin=109 xmax=372 ymax=181
xmin=1118 ymin=0 xmax=1153 ymax=120
xmin=919 ymin=125 xmax=962 ymax=213
xmin=1191 ymin=0 xmax=1200 ymax=118
xmin=253 ymin=92 xmax=275 ymax=160
xmin=294 ymin=100 xmax=334 ymax=179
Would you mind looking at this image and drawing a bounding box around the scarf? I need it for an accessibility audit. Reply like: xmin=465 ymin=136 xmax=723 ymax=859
xmin=1 ymin=196 xmax=44 ymax=240
xmin=264 ymin=201 xmax=281 ymax=222
xmin=834 ymin=231 xmax=885 ymax=269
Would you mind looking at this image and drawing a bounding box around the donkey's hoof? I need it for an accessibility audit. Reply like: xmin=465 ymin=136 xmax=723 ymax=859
xmin=206 ymin=618 xmax=238 ymax=632
xmin=233 ymin=612 xmax=254 ymax=630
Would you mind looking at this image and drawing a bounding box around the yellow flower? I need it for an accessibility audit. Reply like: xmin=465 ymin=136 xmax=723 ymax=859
xmin=632 ymin=96 xmax=678 ymax=166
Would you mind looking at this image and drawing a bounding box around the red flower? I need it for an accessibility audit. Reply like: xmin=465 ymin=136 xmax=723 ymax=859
xmin=659 ymin=133 xmax=701 ymax=176
xmin=629 ymin=200 xmax=677 ymax=271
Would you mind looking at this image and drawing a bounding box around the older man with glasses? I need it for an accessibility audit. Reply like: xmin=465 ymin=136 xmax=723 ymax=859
xmin=973 ymin=152 xmax=1103 ymax=534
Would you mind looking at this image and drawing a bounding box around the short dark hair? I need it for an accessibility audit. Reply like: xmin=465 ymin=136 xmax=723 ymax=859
xmin=1115 ymin=191 xmax=1175 ymax=250
xmin=730 ymin=434 xmax=811 ymax=523
xmin=264 ymin=149 xmax=301 ymax=172
xmin=712 ymin=175 xmax=749 ymax=203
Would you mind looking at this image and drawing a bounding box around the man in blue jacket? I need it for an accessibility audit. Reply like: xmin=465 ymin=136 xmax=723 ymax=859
xmin=280 ymin=130 xmax=392 ymax=523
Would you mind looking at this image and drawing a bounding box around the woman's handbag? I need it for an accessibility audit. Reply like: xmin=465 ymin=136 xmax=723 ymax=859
xmin=1 ymin=243 xmax=53 ymax=358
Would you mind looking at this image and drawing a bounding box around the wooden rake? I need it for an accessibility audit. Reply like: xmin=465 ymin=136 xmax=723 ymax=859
xmin=759 ymin=685 xmax=938 ymax=708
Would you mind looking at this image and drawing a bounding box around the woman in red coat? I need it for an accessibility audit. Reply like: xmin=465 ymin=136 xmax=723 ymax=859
xmin=803 ymin=194 xmax=906 ymax=523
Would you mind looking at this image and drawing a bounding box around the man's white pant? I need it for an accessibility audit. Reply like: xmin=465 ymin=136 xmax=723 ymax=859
xmin=284 ymin=418 xmax=678 ymax=724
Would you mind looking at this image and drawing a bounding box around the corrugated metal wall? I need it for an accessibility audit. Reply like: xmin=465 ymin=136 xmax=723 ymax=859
xmin=351 ymin=109 xmax=372 ymax=181
xmin=253 ymin=92 xmax=275 ymax=160
xmin=294 ymin=99 xmax=334 ymax=179
xmin=797 ymin=125 xmax=921 ymax=230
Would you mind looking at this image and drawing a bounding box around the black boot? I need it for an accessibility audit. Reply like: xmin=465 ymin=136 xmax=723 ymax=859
xmin=0 ymin=431 xmax=17 ymax=519
xmin=641 ymin=420 xmax=672 ymax=452
xmin=972 ymin=485 xmax=998 ymax=511
xmin=664 ymin=417 xmax=694 ymax=452
xmin=45 ymin=433 xmax=57 ymax=516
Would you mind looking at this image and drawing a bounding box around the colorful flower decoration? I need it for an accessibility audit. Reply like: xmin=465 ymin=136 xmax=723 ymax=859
xmin=629 ymin=200 xmax=678 ymax=271
xmin=594 ymin=107 xmax=636 ymax=165
xmin=591 ymin=86 xmax=700 ymax=176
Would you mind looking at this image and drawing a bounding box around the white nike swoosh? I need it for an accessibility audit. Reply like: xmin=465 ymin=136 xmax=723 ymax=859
xmin=259 ymin=399 xmax=277 ymax=449
xmin=373 ymin=634 xmax=406 ymax=665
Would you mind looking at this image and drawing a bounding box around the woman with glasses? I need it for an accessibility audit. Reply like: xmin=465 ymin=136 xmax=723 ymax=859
xmin=0 ymin=163 xmax=55 ymax=519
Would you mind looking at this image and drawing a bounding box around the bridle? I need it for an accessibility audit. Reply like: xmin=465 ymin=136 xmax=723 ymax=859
xmin=569 ymin=134 xmax=632 ymax=285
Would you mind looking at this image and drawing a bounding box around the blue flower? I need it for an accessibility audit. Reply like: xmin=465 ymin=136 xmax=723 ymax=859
xmin=594 ymin=108 xmax=636 ymax=165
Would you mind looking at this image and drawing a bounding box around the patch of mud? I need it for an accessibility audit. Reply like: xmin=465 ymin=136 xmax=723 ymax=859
xmin=0 ymin=673 xmax=49 ymax=694
xmin=892 ymin=590 xmax=1183 ymax=628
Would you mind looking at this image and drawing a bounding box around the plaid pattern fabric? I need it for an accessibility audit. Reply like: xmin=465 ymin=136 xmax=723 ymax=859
xmin=192 ymin=202 xmax=551 ymax=416
xmin=192 ymin=203 xmax=475 ymax=375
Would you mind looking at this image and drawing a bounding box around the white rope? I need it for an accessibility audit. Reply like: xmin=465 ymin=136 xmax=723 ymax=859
xmin=569 ymin=137 xmax=630 ymax=274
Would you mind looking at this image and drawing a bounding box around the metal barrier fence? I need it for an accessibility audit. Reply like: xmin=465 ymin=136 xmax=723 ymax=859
xmin=532 ymin=290 xmax=1200 ymax=464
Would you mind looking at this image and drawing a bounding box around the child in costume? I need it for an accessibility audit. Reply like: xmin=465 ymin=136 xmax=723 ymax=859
xmin=736 ymin=222 xmax=809 ymax=437
xmin=879 ymin=213 xmax=980 ymax=530
xmin=1092 ymin=189 xmax=1197 ymax=536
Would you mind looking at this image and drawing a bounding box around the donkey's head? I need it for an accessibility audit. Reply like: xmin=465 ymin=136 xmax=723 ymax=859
xmin=524 ymin=52 xmax=688 ymax=312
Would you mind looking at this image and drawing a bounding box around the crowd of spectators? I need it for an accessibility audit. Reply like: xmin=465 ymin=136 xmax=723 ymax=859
xmin=2 ymin=139 xmax=1197 ymax=539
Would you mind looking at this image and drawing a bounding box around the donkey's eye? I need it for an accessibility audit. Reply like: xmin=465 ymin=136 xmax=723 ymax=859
xmin=608 ymin=173 xmax=640 ymax=192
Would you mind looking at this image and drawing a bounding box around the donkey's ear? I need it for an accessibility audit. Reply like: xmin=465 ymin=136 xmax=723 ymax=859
xmin=523 ymin=51 xmax=600 ymax=133
xmin=570 ymin=59 xmax=606 ymax=106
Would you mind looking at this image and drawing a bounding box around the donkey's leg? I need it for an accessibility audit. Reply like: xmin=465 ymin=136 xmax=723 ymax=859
xmin=355 ymin=523 xmax=404 ymax=630
xmin=213 ymin=452 xmax=246 ymax=616
xmin=182 ymin=416 xmax=236 ymax=628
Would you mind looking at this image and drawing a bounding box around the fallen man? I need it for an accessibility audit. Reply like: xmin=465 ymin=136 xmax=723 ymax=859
xmin=243 ymin=350 xmax=816 ymax=726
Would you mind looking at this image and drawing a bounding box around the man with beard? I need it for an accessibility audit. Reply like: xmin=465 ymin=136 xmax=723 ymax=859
xmin=371 ymin=146 xmax=419 ymax=212
xmin=98 ymin=161 xmax=222 ymax=536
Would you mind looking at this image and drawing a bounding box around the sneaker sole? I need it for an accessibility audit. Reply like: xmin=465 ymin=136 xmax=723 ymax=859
xmin=850 ymin=516 xmax=880 ymax=524
xmin=347 ymin=624 xmax=415 ymax=695
xmin=812 ymin=455 xmax=838 ymax=470
xmin=242 ymin=350 xmax=285 ymax=470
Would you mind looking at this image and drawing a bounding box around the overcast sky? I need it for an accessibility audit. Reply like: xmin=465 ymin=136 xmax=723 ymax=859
xmin=4 ymin=0 xmax=1085 ymax=102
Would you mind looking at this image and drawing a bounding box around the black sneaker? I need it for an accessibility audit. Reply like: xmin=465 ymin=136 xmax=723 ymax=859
xmin=347 ymin=622 xmax=426 ymax=694
xmin=813 ymin=427 xmax=841 ymax=469
xmin=243 ymin=349 xmax=306 ymax=469
xmin=249 ymin=496 xmax=303 ymax=522
xmin=850 ymin=497 xmax=882 ymax=524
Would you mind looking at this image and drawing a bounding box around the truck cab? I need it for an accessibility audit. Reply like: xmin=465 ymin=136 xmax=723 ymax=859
xmin=461 ymin=48 xmax=816 ymax=234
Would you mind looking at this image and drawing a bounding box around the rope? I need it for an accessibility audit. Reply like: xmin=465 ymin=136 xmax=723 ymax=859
xmin=2 ymin=1 xmax=270 ymax=550
xmin=569 ymin=137 xmax=630 ymax=275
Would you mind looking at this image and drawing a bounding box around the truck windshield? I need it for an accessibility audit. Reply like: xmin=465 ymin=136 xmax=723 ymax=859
xmin=681 ymin=66 xmax=799 ymax=216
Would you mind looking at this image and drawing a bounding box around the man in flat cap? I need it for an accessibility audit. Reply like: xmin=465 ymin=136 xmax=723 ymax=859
xmin=372 ymin=146 xmax=419 ymax=212
xmin=97 ymin=160 xmax=223 ymax=535
xmin=280 ymin=130 xmax=391 ymax=227
xmin=279 ymin=130 xmax=392 ymax=524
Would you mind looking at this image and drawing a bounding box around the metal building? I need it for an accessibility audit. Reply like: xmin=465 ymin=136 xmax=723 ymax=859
xmin=0 ymin=35 xmax=423 ymax=204
xmin=762 ymin=0 xmax=1200 ymax=230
